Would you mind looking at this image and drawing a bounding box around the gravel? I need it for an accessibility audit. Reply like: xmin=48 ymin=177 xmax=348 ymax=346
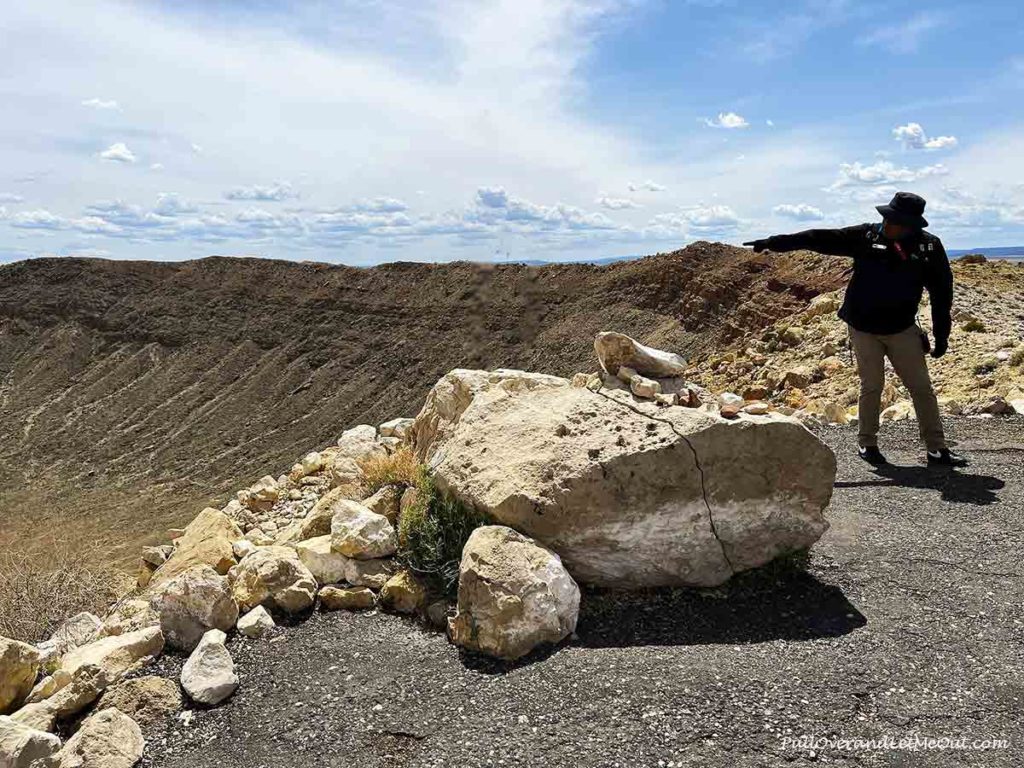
xmin=142 ymin=416 xmax=1024 ymax=768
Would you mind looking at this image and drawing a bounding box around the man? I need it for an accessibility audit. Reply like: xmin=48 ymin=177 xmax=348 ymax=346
xmin=744 ymin=192 xmax=965 ymax=466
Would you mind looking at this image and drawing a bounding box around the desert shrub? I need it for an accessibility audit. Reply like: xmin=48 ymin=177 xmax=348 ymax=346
xmin=973 ymin=356 xmax=999 ymax=375
xmin=358 ymin=446 xmax=419 ymax=495
xmin=1010 ymin=346 xmax=1024 ymax=367
xmin=398 ymin=468 xmax=488 ymax=597
xmin=0 ymin=542 xmax=119 ymax=643
xmin=961 ymin=318 xmax=986 ymax=333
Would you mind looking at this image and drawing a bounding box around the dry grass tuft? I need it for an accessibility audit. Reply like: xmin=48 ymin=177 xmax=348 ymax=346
xmin=358 ymin=446 xmax=420 ymax=495
xmin=0 ymin=541 xmax=121 ymax=643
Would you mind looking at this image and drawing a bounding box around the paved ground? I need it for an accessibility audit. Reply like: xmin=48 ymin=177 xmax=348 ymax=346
xmin=142 ymin=417 xmax=1024 ymax=768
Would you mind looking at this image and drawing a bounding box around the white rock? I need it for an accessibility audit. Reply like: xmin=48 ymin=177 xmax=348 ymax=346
xmin=594 ymin=332 xmax=687 ymax=378
xmin=244 ymin=529 xmax=275 ymax=546
xmin=629 ymin=374 xmax=661 ymax=399
xmin=718 ymin=392 xmax=744 ymax=407
xmin=51 ymin=708 xmax=143 ymax=768
xmin=149 ymin=565 xmax=239 ymax=651
xmin=0 ymin=715 xmax=62 ymax=767
xmin=236 ymin=606 xmax=275 ymax=639
xmin=448 ymin=526 xmax=580 ymax=661
xmin=361 ymin=485 xmax=402 ymax=523
xmin=880 ymin=400 xmax=915 ymax=422
xmin=228 ymin=546 xmax=317 ymax=614
xmin=335 ymin=425 xmax=385 ymax=461
xmin=616 ymin=365 xmax=638 ymax=384
xmin=300 ymin=452 xmax=323 ymax=475
xmin=180 ymin=630 xmax=237 ymax=706
xmin=379 ymin=418 xmax=414 ymax=439
xmin=58 ymin=627 xmax=164 ymax=686
xmin=291 ymin=535 xmax=350 ymax=584
xmin=330 ymin=501 xmax=397 ymax=560
xmin=232 ymin=539 xmax=257 ymax=560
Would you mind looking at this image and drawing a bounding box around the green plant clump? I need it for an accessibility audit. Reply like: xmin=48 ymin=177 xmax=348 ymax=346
xmin=398 ymin=467 xmax=489 ymax=597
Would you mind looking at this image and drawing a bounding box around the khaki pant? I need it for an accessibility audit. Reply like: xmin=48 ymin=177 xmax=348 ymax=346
xmin=849 ymin=324 xmax=946 ymax=452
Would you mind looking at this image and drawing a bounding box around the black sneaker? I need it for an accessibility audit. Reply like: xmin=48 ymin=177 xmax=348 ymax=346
xmin=858 ymin=446 xmax=888 ymax=465
xmin=927 ymin=448 xmax=967 ymax=467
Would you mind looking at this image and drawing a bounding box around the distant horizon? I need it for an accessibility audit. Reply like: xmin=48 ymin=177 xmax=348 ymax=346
xmin=4 ymin=240 xmax=1023 ymax=269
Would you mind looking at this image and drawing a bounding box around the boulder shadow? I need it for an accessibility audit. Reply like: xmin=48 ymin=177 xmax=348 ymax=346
xmin=574 ymin=567 xmax=865 ymax=650
xmin=834 ymin=463 xmax=1005 ymax=505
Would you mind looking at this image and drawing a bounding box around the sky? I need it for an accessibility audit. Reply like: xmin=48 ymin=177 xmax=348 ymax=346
xmin=1 ymin=0 xmax=1023 ymax=265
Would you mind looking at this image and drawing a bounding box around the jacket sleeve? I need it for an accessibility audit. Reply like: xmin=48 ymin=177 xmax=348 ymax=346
xmin=925 ymin=241 xmax=953 ymax=344
xmin=764 ymin=225 xmax=864 ymax=257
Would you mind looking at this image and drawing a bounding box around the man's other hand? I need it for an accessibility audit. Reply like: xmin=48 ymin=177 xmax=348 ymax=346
xmin=931 ymin=338 xmax=948 ymax=358
xmin=743 ymin=239 xmax=770 ymax=253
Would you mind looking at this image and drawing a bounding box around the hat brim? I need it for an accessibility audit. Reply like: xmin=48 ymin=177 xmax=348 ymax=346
xmin=877 ymin=204 xmax=927 ymax=229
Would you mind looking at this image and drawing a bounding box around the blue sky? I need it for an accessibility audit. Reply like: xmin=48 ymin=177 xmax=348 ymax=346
xmin=1 ymin=0 xmax=1022 ymax=265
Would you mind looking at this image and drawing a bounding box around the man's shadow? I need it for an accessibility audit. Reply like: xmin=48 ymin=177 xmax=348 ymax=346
xmin=835 ymin=463 xmax=1005 ymax=505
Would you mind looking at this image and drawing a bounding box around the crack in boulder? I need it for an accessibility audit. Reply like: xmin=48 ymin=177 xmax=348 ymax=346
xmin=592 ymin=388 xmax=735 ymax=574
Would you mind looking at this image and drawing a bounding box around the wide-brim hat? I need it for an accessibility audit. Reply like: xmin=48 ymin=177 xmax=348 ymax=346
xmin=876 ymin=191 xmax=928 ymax=228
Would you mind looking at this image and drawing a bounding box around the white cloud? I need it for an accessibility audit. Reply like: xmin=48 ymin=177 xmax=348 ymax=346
xmin=773 ymin=203 xmax=825 ymax=221
xmin=81 ymin=97 xmax=119 ymax=110
xmin=703 ymin=111 xmax=749 ymax=129
xmin=596 ymin=195 xmax=639 ymax=210
xmin=190 ymin=143 xmax=203 ymax=154
xmin=858 ymin=12 xmax=946 ymax=54
xmin=829 ymin=160 xmax=949 ymax=189
xmin=650 ymin=204 xmax=741 ymax=236
xmin=0 ymin=193 xmax=24 ymax=204
xmin=766 ymin=119 xmax=774 ymax=127
xmin=627 ymin=180 xmax=666 ymax=192
xmin=98 ymin=142 xmax=136 ymax=163
xmin=892 ymin=122 xmax=958 ymax=151
xmin=150 ymin=163 xmax=164 ymax=171
xmin=224 ymin=183 xmax=299 ymax=202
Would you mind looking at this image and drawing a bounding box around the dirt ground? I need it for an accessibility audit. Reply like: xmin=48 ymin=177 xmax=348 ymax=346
xmin=140 ymin=416 xmax=1024 ymax=768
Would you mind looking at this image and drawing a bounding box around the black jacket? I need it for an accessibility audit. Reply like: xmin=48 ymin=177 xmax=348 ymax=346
xmin=764 ymin=223 xmax=953 ymax=342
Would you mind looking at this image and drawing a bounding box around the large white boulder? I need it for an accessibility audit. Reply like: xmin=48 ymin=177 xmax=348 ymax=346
xmin=408 ymin=368 xmax=567 ymax=460
xmin=0 ymin=638 xmax=40 ymax=714
xmin=51 ymin=708 xmax=143 ymax=768
xmin=418 ymin=370 xmax=836 ymax=588
xmin=0 ymin=715 xmax=62 ymax=768
xmin=329 ymin=501 xmax=397 ymax=560
xmin=149 ymin=565 xmax=239 ymax=651
xmin=180 ymin=630 xmax=237 ymax=706
xmin=448 ymin=526 xmax=580 ymax=661
xmin=594 ymin=332 xmax=688 ymax=378
xmin=228 ymin=546 xmax=317 ymax=614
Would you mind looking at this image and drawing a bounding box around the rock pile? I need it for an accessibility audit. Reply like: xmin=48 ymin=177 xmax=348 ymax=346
xmin=1 ymin=330 xmax=845 ymax=765
xmin=685 ymin=259 xmax=1024 ymax=425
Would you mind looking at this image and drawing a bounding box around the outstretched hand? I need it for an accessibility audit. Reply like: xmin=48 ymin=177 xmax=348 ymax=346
xmin=743 ymin=239 xmax=769 ymax=253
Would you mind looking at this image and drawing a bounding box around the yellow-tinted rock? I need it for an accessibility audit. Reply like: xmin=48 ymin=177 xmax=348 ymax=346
xmin=149 ymin=508 xmax=242 ymax=586
xmin=379 ymin=571 xmax=426 ymax=614
xmin=319 ymin=586 xmax=376 ymax=611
